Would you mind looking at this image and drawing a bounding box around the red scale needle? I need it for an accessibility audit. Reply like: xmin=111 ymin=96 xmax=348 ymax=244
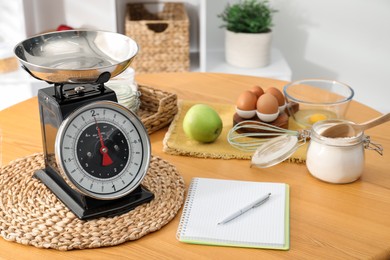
xmin=94 ymin=117 xmax=113 ymax=166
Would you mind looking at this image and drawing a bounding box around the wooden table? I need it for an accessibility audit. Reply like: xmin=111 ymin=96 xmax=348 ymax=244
xmin=1 ymin=72 xmax=389 ymax=259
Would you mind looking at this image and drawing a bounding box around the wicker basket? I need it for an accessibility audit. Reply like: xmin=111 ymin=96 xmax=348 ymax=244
xmin=137 ymin=84 xmax=178 ymax=134
xmin=125 ymin=2 xmax=190 ymax=73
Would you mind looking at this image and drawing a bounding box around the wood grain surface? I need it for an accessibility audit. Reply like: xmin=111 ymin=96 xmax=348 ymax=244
xmin=0 ymin=72 xmax=389 ymax=259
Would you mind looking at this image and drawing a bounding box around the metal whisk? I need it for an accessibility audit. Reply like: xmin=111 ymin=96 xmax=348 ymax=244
xmin=227 ymin=120 xmax=303 ymax=152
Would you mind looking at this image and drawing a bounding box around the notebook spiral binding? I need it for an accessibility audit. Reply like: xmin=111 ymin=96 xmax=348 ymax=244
xmin=176 ymin=178 xmax=199 ymax=240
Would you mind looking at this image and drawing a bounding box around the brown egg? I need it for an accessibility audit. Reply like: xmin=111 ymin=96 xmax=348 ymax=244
xmin=236 ymin=91 xmax=257 ymax=111
xmin=249 ymin=85 xmax=264 ymax=98
xmin=256 ymin=93 xmax=279 ymax=114
xmin=265 ymin=87 xmax=285 ymax=106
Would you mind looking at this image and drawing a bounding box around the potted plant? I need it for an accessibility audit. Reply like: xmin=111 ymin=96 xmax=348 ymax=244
xmin=218 ymin=0 xmax=277 ymax=68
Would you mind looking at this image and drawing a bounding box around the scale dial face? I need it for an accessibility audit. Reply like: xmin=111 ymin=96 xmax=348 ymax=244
xmin=55 ymin=101 xmax=150 ymax=200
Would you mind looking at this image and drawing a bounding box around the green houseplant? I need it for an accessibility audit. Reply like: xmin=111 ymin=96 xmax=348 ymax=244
xmin=218 ymin=0 xmax=277 ymax=68
xmin=219 ymin=0 xmax=276 ymax=33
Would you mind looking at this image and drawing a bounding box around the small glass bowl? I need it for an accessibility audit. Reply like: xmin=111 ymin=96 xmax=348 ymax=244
xmin=283 ymin=79 xmax=354 ymax=128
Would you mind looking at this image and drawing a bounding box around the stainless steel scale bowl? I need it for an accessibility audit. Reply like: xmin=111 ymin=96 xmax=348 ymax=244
xmin=14 ymin=30 xmax=138 ymax=83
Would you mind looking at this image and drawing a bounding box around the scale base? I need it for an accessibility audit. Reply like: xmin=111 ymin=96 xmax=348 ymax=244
xmin=34 ymin=169 xmax=154 ymax=220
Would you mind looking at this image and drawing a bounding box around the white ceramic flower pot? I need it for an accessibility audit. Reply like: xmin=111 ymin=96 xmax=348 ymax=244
xmin=225 ymin=30 xmax=272 ymax=68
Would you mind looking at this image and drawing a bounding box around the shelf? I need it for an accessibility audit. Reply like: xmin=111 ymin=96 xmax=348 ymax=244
xmin=1 ymin=0 xmax=292 ymax=111
xmin=189 ymin=52 xmax=200 ymax=72
xmin=204 ymin=48 xmax=292 ymax=81
xmin=13 ymin=0 xmax=291 ymax=80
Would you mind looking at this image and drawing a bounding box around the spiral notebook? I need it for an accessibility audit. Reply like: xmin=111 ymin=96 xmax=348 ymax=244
xmin=176 ymin=178 xmax=290 ymax=250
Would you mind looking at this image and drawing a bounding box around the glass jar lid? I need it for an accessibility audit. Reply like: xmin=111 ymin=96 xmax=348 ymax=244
xmin=251 ymin=135 xmax=300 ymax=168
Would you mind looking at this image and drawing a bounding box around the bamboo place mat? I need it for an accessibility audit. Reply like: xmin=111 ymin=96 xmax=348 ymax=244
xmin=0 ymin=153 xmax=185 ymax=251
xmin=163 ymin=100 xmax=307 ymax=163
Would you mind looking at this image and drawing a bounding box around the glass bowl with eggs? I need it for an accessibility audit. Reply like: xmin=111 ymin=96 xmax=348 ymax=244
xmin=283 ymin=79 xmax=354 ymax=129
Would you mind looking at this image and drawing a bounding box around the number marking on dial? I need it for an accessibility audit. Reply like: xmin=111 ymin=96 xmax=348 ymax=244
xmin=56 ymin=101 xmax=150 ymax=200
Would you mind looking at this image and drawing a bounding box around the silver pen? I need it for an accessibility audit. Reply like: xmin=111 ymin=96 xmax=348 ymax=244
xmin=218 ymin=193 xmax=271 ymax=225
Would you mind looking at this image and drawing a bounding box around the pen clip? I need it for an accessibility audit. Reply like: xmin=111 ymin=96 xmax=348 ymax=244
xmin=253 ymin=193 xmax=271 ymax=208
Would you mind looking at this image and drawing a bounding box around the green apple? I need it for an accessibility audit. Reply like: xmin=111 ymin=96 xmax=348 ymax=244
xmin=183 ymin=104 xmax=223 ymax=143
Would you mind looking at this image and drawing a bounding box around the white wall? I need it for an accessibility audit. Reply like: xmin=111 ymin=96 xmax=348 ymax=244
xmin=0 ymin=0 xmax=26 ymax=45
xmin=22 ymin=0 xmax=117 ymax=34
xmin=270 ymin=0 xmax=390 ymax=113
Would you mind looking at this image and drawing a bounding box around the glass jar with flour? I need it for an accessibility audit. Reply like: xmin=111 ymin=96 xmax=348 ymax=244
xmin=251 ymin=119 xmax=383 ymax=183
xmin=306 ymin=119 xmax=383 ymax=183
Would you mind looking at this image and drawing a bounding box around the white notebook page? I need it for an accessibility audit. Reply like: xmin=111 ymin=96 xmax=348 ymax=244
xmin=178 ymin=178 xmax=287 ymax=248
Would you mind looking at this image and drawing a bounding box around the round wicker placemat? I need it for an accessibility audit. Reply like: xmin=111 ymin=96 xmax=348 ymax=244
xmin=0 ymin=153 xmax=185 ymax=251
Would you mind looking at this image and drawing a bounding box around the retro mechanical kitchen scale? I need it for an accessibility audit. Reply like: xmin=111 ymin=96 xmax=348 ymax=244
xmin=14 ymin=30 xmax=154 ymax=220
